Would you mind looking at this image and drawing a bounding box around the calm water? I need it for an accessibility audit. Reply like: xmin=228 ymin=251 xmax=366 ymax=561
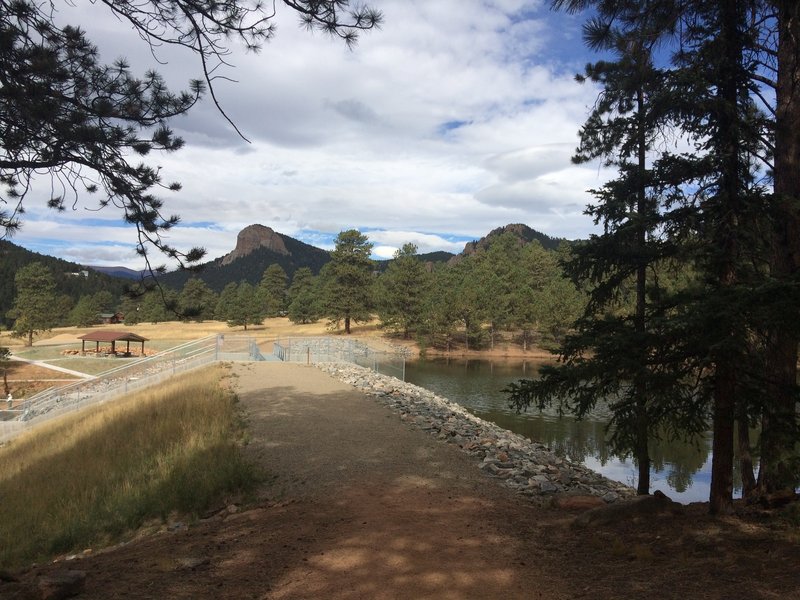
xmin=405 ymin=358 xmax=720 ymax=503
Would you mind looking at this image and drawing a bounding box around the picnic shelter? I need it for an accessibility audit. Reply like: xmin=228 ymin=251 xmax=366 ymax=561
xmin=78 ymin=331 xmax=149 ymax=357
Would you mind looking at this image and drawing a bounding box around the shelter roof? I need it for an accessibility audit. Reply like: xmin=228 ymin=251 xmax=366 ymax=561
xmin=78 ymin=331 xmax=148 ymax=343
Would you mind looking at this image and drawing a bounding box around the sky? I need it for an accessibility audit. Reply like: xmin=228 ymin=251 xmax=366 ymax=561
xmin=10 ymin=0 xmax=616 ymax=270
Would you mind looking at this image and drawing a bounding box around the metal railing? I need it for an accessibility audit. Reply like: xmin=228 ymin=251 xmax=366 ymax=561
xmin=0 ymin=335 xmax=231 ymax=443
xmin=0 ymin=334 xmax=400 ymax=444
xmin=273 ymin=337 xmax=405 ymax=380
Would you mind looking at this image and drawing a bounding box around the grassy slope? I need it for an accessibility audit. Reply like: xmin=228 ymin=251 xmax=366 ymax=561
xmin=0 ymin=366 xmax=258 ymax=569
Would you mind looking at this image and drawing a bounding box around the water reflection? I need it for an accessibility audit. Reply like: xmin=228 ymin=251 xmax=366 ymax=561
xmin=405 ymin=357 xmax=720 ymax=504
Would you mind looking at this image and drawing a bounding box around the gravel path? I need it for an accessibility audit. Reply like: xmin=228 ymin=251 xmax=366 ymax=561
xmin=232 ymin=362 xmax=571 ymax=599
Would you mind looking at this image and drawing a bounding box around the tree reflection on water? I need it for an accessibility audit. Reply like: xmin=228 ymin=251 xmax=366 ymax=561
xmin=405 ymin=358 xmax=744 ymax=503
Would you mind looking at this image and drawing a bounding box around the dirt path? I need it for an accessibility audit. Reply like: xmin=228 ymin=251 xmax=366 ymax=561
xmin=6 ymin=362 xmax=800 ymax=599
xmin=227 ymin=362 xmax=567 ymax=599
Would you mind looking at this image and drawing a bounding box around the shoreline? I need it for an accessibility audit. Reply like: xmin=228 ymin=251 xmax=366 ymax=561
xmin=317 ymin=362 xmax=636 ymax=504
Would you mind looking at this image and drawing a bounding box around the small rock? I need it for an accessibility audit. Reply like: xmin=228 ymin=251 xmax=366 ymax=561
xmin=539 ymin=481 xmax=559 ymax=493
xmin=175 ymin=557 xmax=211 ymax=570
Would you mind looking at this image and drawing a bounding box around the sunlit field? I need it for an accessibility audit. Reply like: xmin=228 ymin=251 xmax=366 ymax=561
xmin=0 ymin=366 xmax=259 ymax=569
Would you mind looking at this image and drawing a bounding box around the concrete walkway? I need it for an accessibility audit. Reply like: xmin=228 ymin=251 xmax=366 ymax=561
xmin=9 ymin=356 xmax=95 ymax=379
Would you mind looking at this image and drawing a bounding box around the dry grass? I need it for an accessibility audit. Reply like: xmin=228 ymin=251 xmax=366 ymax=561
xmin=0 ymin=317 xmax=383 ymax=350
xmin=0 ymin=365 xmax=259 ymax=569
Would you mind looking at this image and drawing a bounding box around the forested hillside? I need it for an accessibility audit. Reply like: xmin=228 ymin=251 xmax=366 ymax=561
xmin=0 ymin=241 xmax=128 ymax=327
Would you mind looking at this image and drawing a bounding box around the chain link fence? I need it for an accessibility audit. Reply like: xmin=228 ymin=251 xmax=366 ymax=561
xmin=1 ymin=335 xmax=402 ymax=444
xmin=272 ymin=337 xmax=406 ymax=380
xmin=0 ymin=335 xmax=234 ymax=443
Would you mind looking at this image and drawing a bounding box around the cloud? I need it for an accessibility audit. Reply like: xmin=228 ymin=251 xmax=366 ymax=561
xmin=13 ymin=0 xmax=615 ymax=270
xmin=364 ymin=230 xmax=468 ymax=255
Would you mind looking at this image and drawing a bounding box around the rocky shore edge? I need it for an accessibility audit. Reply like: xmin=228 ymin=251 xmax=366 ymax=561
xmin=316 ymin=363 xmax=635 ymax=505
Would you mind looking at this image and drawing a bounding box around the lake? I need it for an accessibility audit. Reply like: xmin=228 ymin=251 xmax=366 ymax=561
xmin=404 ymin=357 xmax=724 ymax=504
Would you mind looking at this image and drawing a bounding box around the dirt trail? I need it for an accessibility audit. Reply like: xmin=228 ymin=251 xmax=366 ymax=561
xmin=226 ymin=362 xmax=567 ymax=599
xmin=5 ymin=362 xmax=800 ymax=600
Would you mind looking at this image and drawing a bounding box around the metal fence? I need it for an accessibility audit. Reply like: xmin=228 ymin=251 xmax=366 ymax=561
xmin=0 ymin=334 xmax=400 ymax=444
xmin=273 ymin=337 xmax=406 ymax=380
xmin=0 ymin=335 xmax=254 ymax=443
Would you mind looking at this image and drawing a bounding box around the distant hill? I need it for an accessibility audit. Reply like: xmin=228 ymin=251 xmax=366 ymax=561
xmin=159 ymin=225 xmax=331 ymax=292
xmin=161 ymin=223 xmax=568 ymax=289
xmin=418 ymin=250 xmax=457 ymax=263
xmin=373 ymin=249 xmax=455 ymax=272
xmin=0 ymin=240 xmax=130 ymax=326
xmin=88 ymin=265 xmax=143 ymax=280
xmin=460 ymin=223 xmax=568 ymax=256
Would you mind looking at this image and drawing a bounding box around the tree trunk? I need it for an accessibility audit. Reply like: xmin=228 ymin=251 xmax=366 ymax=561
xmin=709 ymin=0 xmax=742 ymax=516
xmin=634 ymin=70 xmax=651 ymax=496
xmin=760 ymin=0 xmax=800 ymax=494
xmin=711 ymin=366 xmax=736 ymax=514
xmin=345 ymin=315 xmax=351 ymax=334
xmin=737 ymin=413 xmax=757 ymax=500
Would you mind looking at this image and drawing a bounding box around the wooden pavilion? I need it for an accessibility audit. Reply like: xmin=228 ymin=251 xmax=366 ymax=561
xmin=78 ymin=331 xmax=148 ymax=357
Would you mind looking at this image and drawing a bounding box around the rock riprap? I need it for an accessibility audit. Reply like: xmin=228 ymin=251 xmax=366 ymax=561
xmin=316 ymin=363 xmax=635 ymax=504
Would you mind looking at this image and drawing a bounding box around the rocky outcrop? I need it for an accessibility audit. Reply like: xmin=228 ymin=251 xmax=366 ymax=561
xmin=220 ymin=224 xmax=289 ymax=266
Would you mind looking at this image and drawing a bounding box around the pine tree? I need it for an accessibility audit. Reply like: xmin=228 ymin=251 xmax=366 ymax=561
xmin=259 ymin=264 xmax=289 ymax=318
xmin=7 ymin=263 xmax=60 ymax=345
xmin=507 ymin=0 xmax=698 ymax=495
xmin=540 ymin=0 xmax=786 ymax=511
xmin=320 ymin=230 xmax=374 ymax=334
xmin=69 ymin=296 xmax=101 ymax=327
xmin=179 ymin=278 xmax=218 ymax=322
xmin=757 ymin=0 xmax=800 ymax=496
xmin=287 ymin=267 xmax=320 ymax=324
xmin=376 ymin=244 xmax=430 ymax=339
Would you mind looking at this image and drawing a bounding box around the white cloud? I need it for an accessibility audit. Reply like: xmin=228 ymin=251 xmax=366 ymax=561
xmin=12 ymin=0 xmax=613 ymax=269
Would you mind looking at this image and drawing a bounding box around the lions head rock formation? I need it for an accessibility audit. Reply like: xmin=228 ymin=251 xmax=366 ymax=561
xmin=221 ymin=224 xmax=289 ymax=266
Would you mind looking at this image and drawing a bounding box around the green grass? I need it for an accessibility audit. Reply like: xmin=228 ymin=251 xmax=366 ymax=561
xmin=0 ymin=366 xmax=260 ymax=569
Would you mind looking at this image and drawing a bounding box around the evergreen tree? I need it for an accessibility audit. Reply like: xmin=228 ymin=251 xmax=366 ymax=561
xmin=756 ymin=0 xmax=800 ymax=496
xmin=259 ymin=264 xmax=289 ymax=318
xmin=537 ymin=0 xmax=788 ymax=511
xmin=320 ymin=230 xmax=374 ymax=334
xmin=448 ymin=258 xmax=487 ymax=351
xmin=417 ymin=265 xmax=460 ymax=352
xmin=376 ymin=244 xmax=430 ymax=339
xmin=218 ymin=282 xmax=263 ymax=330
xmin=475 ymin=233 xmax=523 ymax=349
xmin=92 ymin=291 xmax=116 ymax=314
xmin=138 ymin=288 xmax=178 ymax=323
xmin=215 ymin=282 xmax=240 ymax=325
xmin=287 ymin=267 xmax=320 ymax=324
xmin=513 ymin=241 xmax=561 ymax=350
xmin=69 ymin=295 xmax=101 ymax=327
xmin=179 ymin=278 xmax=218 ymax=321
xmin=7 ymin=262 xmax=60 ymax=345
xmin=509 ymin=0 xmax=714 ymax=497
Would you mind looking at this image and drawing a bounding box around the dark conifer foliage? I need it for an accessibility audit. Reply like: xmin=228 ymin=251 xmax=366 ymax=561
xmin=509 ymin=0 xmax=799 ymax=512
